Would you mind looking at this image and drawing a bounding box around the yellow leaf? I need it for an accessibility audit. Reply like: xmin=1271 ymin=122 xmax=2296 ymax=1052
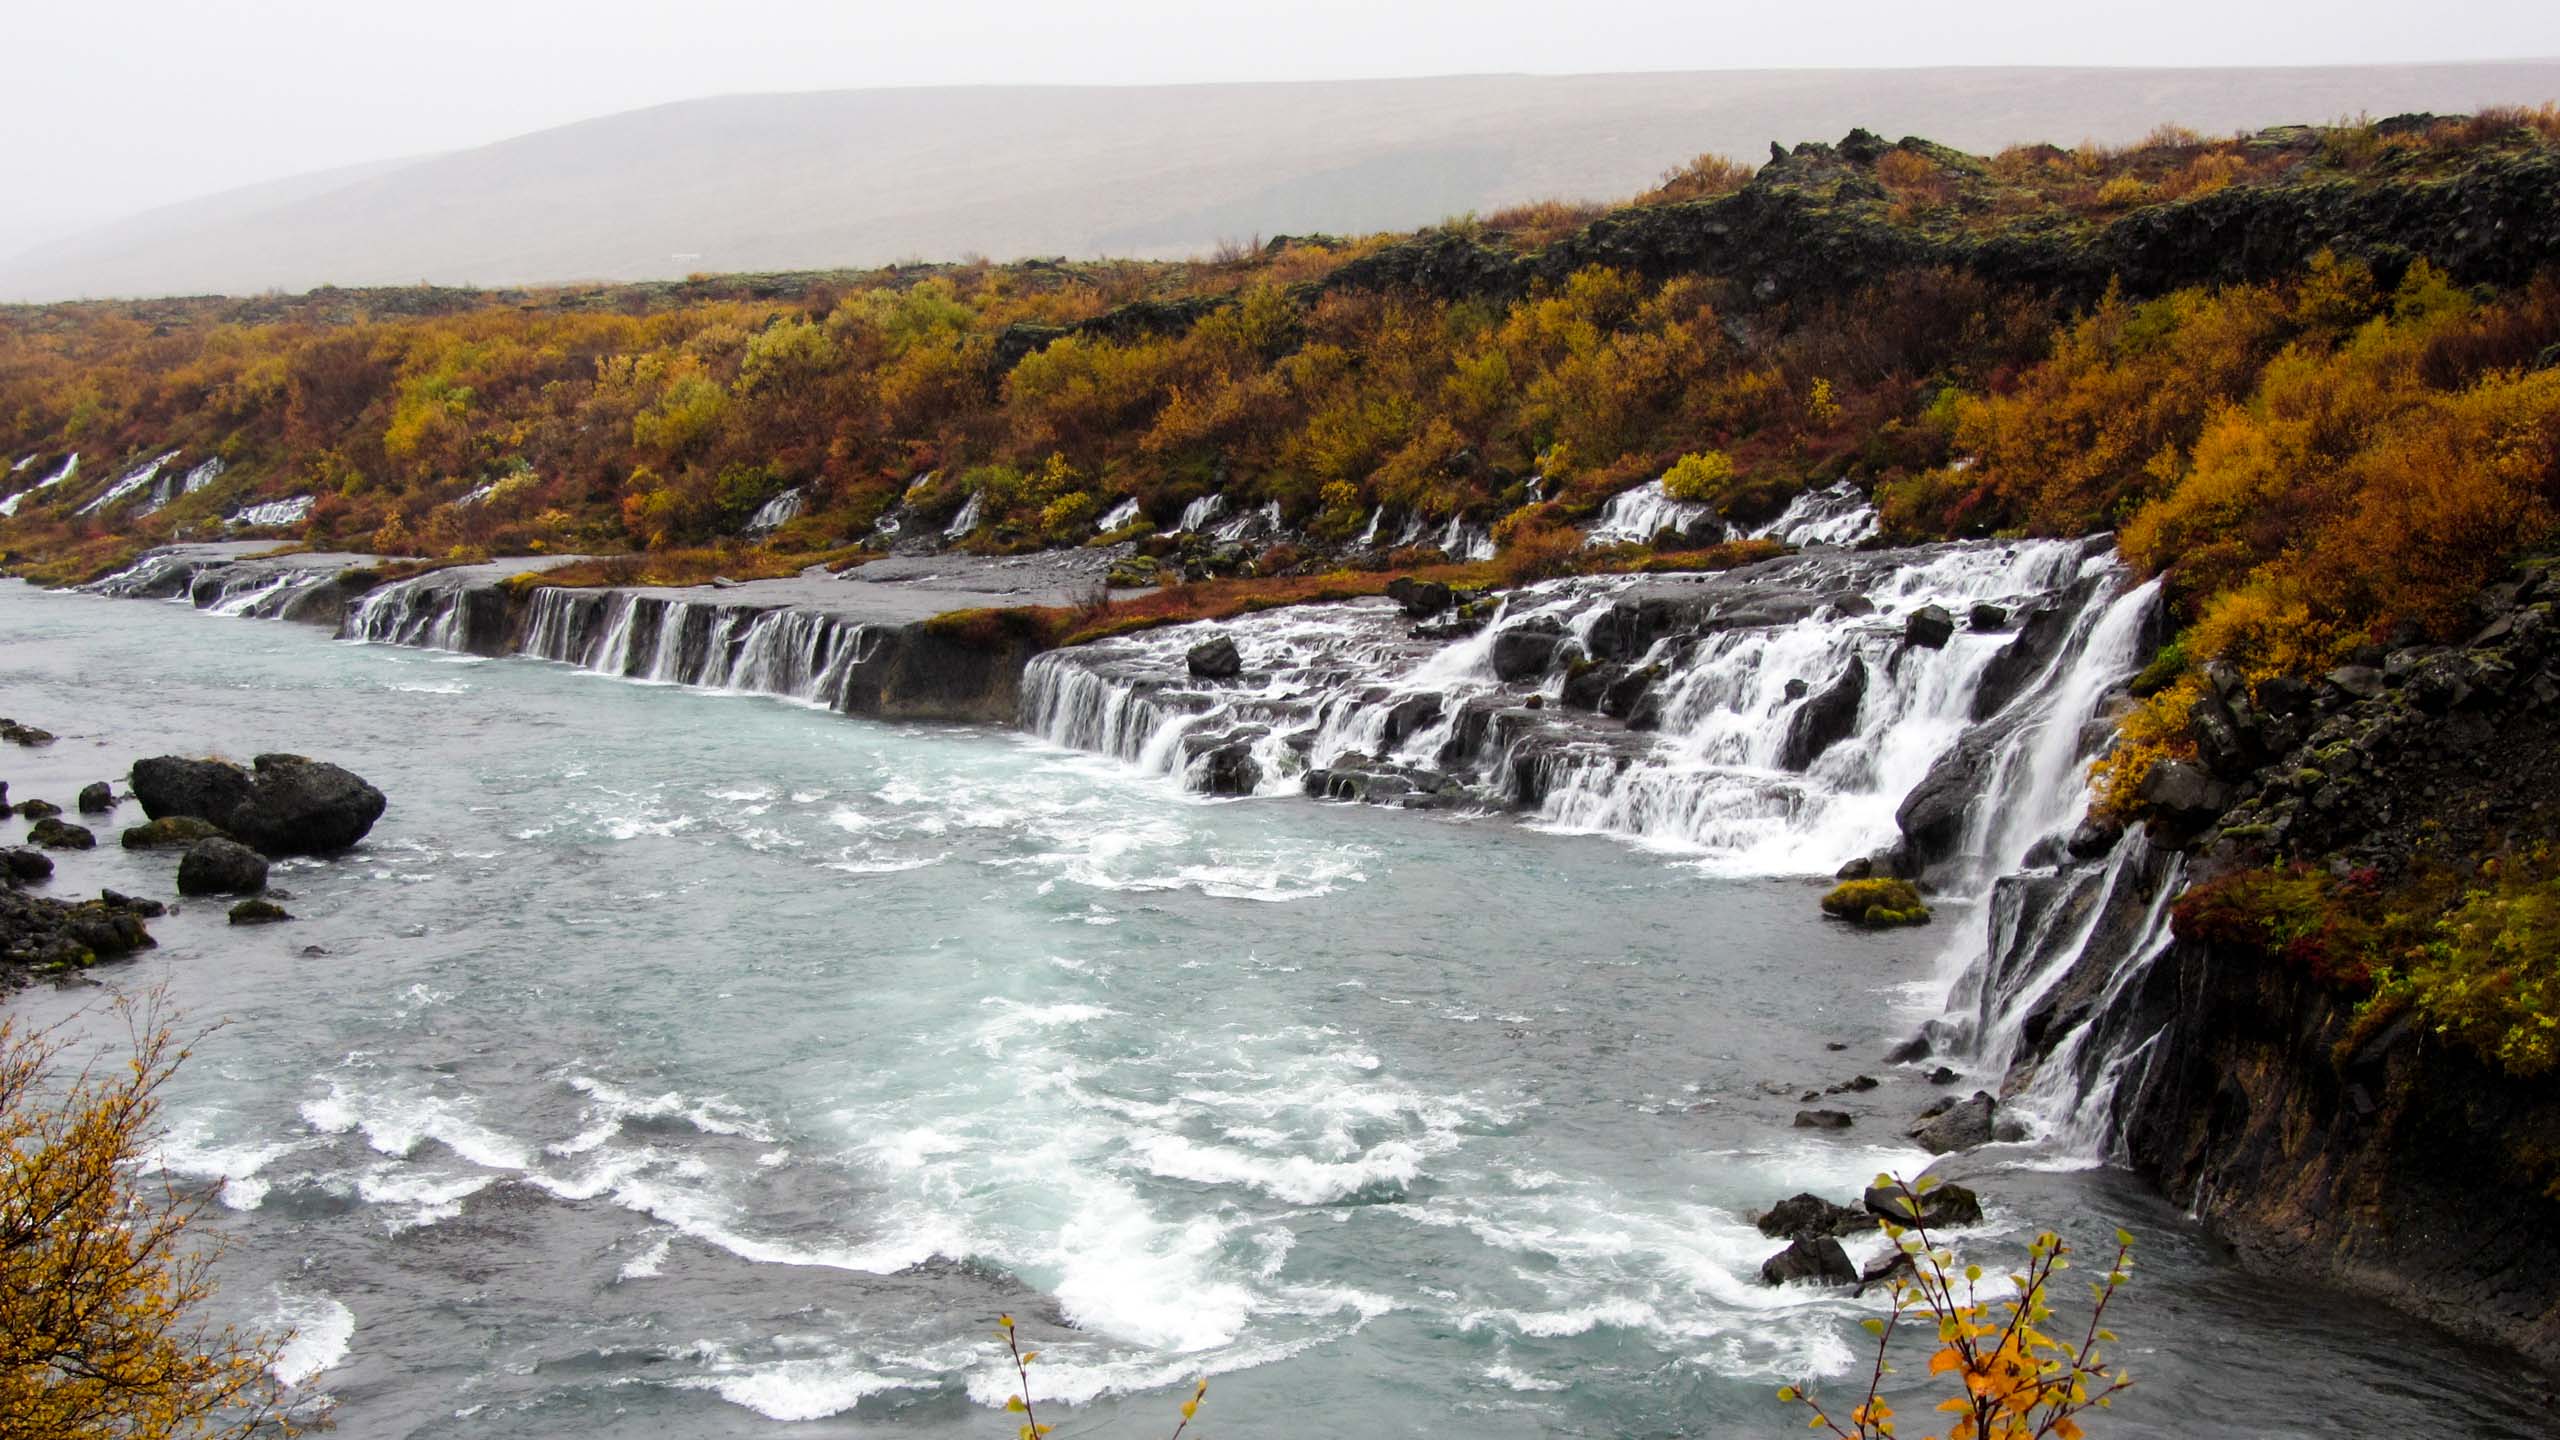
xmin=1006 ymin=1396 xmax=1026 ymax=1413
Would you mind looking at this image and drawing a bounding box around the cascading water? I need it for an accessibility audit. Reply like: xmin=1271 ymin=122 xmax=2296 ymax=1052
xmin=0 ymin=452 xmax=77 ymax=517
xmin=509 ymin=587 xmax=883 ymax=709
xmin=1753 ymin=481 xmax=1882 ymax=547
xmin=1585 ymin=479 xmax=1711 ymax=546
xmin=230 ymin=495 xmax=315 ymax=529
xmin=745 ymin=488 xmax=805 ymax=534
xmin=1022 ymin=532 xmax=2135 ymax=878
xmin=75 ymin=449 xmax=182 ymax=517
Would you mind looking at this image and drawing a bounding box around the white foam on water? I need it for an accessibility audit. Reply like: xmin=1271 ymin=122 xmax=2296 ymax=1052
xmin=301 ymin=1077 xmax=535 ymax=1170
xmin=1128 ymin=1133 xmax=1421 ymax=1206
xmin=1484 ymin=1361 xmax=1570 ymax=1392
xmin=675 ymin=1354 xmax=924 ymax=1421
xmin=147 ymin=1113 xmax=308 ymax=1211
xmin=267 ymin=1292 xmax=356 ymax=1384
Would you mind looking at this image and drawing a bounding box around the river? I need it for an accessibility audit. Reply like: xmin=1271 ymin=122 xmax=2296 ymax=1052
xmin=0 ymin=580 xmax=2536 ymax=1438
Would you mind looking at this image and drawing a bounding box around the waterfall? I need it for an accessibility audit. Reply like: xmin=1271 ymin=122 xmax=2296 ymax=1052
xmin=1021 ymin=538 xmax=2132 ymax=873
xmin=75 ymin=450 xmax=182 ymax=517
xmin=1173 ymin=494 xmax=1227 ymax=534
xmin=0 ymin=453 xmax=77 ymax=517
xmin=943 ymin=492 xmax=985 ymax=540
xmin=230 ymin=495 xmax=315 ymax=529
xmin=344 ymin=574 xmax=472 ymax=646
xmin=512 ymin=587 xmax=880 ymax=709
xmin=1753 ymin=482 xmax=1881 ymax=547
xmin=1585 ymin=479 xmax=1712 ymax=546
xmin=745 ymin=488 xmax=805 ymax=534
xmin=1096 ymin=497 xmax=1141 ymax=533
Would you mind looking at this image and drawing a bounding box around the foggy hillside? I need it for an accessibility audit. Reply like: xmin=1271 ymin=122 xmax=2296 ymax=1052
xmin=8 ymin=61 xmax=2559 ymax=301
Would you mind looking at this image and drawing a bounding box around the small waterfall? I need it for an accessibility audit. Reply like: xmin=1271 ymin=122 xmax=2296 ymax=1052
xmin=1095 ymin=497 xmax=1141 ymax=533
xmin=745 ymin=488 xmax=805 ymax=534
xmin=75 ymin=449 xmax=182 ymax=517
xmin=344 ymin=574 xmax=471 ymax=646
xmin=0 ymin=452 xmax=78 ymax=517
xmin=1433 ymin=517 xmax=1494 ymax=562
xmin=1585 ymin=479 xmax=1712 ymax=546
xmin=1753 ymin=482 xmax=1880 ymax=547
xmin=1212 ymin=500 xmax=1284 ymax=545
xmin=230 ymin=495 xmax=314 ymax=529
xmin=943 ymin=492 xmax=985 ymax=540
xmin=1173 ymin=494 xmax=1227 ymax=534
xmin=181 ymin=457 xmax=228 ymax=495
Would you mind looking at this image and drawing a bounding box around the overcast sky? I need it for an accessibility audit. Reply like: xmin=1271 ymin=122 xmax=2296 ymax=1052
xmin=9 ymin=0 xmax=2559 ymax=259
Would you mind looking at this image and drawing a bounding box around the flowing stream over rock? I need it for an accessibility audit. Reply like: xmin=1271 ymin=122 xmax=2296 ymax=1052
xmin=10 ymin=541 xmax=2536 ymax=1437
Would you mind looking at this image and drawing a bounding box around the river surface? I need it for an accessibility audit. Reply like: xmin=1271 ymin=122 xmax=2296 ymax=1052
xmin=0 ymin=581 xmax=2538 ymax=1438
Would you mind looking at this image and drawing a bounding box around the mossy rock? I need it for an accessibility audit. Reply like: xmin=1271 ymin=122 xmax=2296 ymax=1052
xmin=27 ymin=817 xmax=95 ymax=850
xmin=16 ymin=797 xmax=62 ymax=820
xmin=228 ymin=898 xmax=294 ymax=925
xmin=1820 ymin=877 xmax=1933 ymax=928
xmin=122 ymin=816 xmax=229 ymax=849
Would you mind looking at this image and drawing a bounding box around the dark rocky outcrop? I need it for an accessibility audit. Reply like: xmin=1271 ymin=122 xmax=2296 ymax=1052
xmin=2 ymin=847 xmax=53 ymax=883
xmin=1756 ymin=1192 xmax=1869 ymax=1242
xmin=228 ymin=898 xmax=294 ymax=925
xmin=1903 ymin=604 xmax=1956 ymax=649
xmin=1861 ymin=1180 xmax=1984 ymax=1230
xmin=1 ymin=719 xmax=55 ymax=746
xmin=1490 ymin=621 xmax=1569 ymax=682
xmin=1792 ymin=1108 xmax=1853 ymax=1129
xmin=76 ymin=782 xmax=117 ymax=814
xmin=133 ymin=754 xmax=385 ymax=855
xmin=1758 ymin=1236 xmax=1859 ymax=1288
xmin=1908 ymin=1091 xmax=2027 ymax=1154
xmin=2 ymin=885 xmax=154 ymax=978
xmin=15 ymin=798 xmax=61 ymax=820
xmin=1779 ymin=659 xmax=1866 ymax=771
xmin=177 ymin=838 xmax=270 ymax=896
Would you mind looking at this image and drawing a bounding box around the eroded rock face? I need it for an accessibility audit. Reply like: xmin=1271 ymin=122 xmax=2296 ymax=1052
xmin=1780 ymin=659 xmax=1867 ymax=771
xmin=1186 ymin=635 xmax=1243 ymax=680
xmin=132 ymin=754 xmax=384 ymax=855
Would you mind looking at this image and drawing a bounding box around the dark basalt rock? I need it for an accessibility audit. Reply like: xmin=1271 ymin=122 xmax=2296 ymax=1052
xmin=16 ymin=798 xmax=61 ymax=820
xmin=1759 ymin=1236 xmax=1859 ymax=1287
xmin=122 ymin=816 xmax=227 ymax=849
xmin=1780 ymin=659 xmax=1867 ymax=771
xmin=1862 ymin=1180 xmax=1984 ymax=1230
xmin=1903 ymin=604 xmax=1956 ymax=649
xmin=1907 ymin=1091 xmax=2027 ymax=1154
xmin=228 ymin=898 xmax=294 ymax=925
xmin=132 ymin=753 xmax=384 ymax=855
xmin=1 ymin=719 xmax=55 ymax=746
xmin=2 ymin=847 xmax=53 ymax=883
xmin=177 ymin=838 xmax=270 ymax=896
xmin=1757 ymin=1192 xmax=1869 ymax=1241
xmin=1183 ymin=733 xmax=1263 ymax=796
xmin=1559 ymin=662 xmax=1624 ymax=712
xmin=2 ymin=885 xmax=154 ymax=971
xmin=1793 ymin=1108 xmax=1854 ymax=1129
xmin=1186 ymin=635 xmax=1244 ymax=680
xmin=76 ymin=782 xmax=117 ymax=814
xmin=1490 ymin=622 xmax=1569 ymax=682
xmin=2137 ymin=759 xmax=2229 ymax=825
xmin=27 ymin=817 xmax=94 ymax=851
xmin=99 ymin=889 xmax=165 ymax=918
xmin=1385 ymin=577 xmax=1454 ymax=618
xmin=1969 ymin=602 xmax=2009 ymax=631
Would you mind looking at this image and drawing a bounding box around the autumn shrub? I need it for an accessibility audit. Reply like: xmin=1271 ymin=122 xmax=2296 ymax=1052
xmin=1779 ymin=1174 xmax=2134 ymax=1440
xmin=1640 ymin=151 xmax=1755 ymax=205
xmin=2088 ymin=677 xmax=2200 ymax=819
xmin=1659 ymin=449 xmax=1737 ymax=503
xmin=2362 ymin=851 xmax=2560 ymax=1077
xmin=1 ymin=997 xmax=305 ymax=1437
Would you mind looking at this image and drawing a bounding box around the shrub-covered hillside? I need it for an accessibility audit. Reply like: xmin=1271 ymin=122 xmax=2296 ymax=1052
xmin=5 ymin=109 xmax=2559 ymax=678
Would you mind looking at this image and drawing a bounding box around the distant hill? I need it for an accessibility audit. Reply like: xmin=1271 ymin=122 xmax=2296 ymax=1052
xmin=7 ymin=62 xmax=2559 ymax=302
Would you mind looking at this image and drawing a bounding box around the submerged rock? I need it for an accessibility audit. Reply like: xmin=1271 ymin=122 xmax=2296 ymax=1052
xmin=1793 ymin=1108 xmax=1854 ymax=1129
xmin=76 ymin=782 xmax=117 ymax=814
xmin=16 ymin=798 xmax=61 ymax=820
xmin=1759 ymin=1236 xmax=1859 ymax=1287
xmin=133 ymin=753 xmax=385 ymax=855
xmin=1 ymin=719 xmax=56 ymax=746
xmin=228 ymin=898 xmax=294 ymax=925
xmin=177 ymin=838 xmax=269 ymax=896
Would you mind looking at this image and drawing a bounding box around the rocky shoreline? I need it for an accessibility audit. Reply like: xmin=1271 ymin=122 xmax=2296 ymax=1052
xmin=3 ymin=718 xmax=387 ymax=986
